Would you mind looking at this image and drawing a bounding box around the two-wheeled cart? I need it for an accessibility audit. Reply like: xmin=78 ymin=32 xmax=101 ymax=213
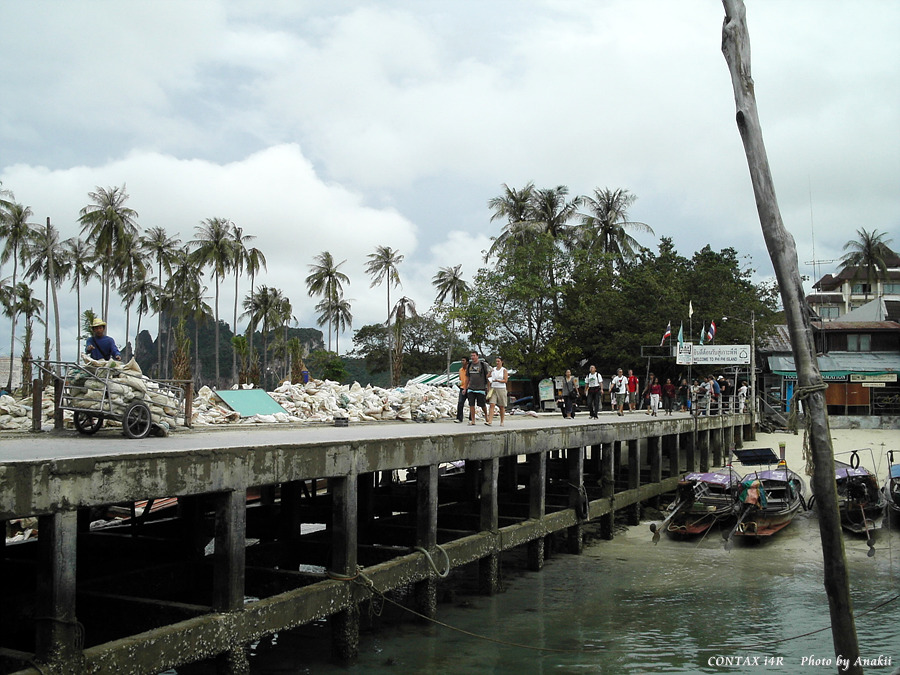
xmin=32 ymin=360 xmax=184 ymax=439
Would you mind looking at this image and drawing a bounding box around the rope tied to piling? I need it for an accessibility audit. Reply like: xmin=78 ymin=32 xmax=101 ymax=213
xmin=786 ymin=381 xmax=828 ymax=478
xmin=413 ymin=544 xmax=451 ymax=578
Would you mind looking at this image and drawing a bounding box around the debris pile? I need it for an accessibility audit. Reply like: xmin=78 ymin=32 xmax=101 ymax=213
xmin=192 ymin=380 xmax=467 ymax=425
xmin=0 ymin=376 xmax=475 ymax=430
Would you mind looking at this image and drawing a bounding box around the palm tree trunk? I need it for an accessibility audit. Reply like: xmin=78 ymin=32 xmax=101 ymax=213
xmin=6 ymin=253 xmax=19 ymax=391
xmin=387 ymin=285 xmax=393 ymax=387
xmin=124 ymin=302 xmax=132 ymax=361
xmin=721 ymin=3 xmax=861 ymax=670
xmin=76 ymin=284 xmax=83 ymax=361
xmin=157 ymin=261 xmax=163 ymax=377
xmin=51 ymin=269 xmax=61 ymax=372
xmin=232 ymin=272 xmax=239 ymax=384
xmin=214 ymin=274 xmax=220 ymax=386
xmin=43 ymin=275 xmax=50 ymax=385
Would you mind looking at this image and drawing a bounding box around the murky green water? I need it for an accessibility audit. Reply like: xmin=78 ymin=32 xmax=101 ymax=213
xmin=240 ymin=511 xmax=900 ymax=674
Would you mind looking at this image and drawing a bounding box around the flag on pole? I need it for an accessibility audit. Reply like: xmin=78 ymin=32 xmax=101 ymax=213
xmin=659 ymin=321 xmax=672 ymax=346
xmin=699 ymin=322 xmax=706 ymax=345
xmin=677 ymin=322 xmax=684 ymax=348
xmin=689 ymin=300 xmax=694 ymax=318
xmin=706 ymin=320 xmax=717 ymax=343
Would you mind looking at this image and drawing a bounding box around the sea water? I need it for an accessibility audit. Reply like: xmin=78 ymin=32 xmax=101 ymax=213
xmin=239 ymin=511 xmax=900 ymax=674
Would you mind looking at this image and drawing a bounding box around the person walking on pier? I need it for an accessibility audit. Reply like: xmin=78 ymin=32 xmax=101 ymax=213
xmin=611 ymin=368 xmax=628 ymax=416
xmin=85 ymin=318 xmax=122 ymax=361
xmin=663 ymin=378 xmax=677 ymax=415
xmin=648 ymin=376 xmax=661 ymax=416
xmin=677 ymin=378 xmax=689 ymax=413
xmin=584 ymin=365 xmax=603 ymax=418
xmin=738 ymin=380 xmax=749 ymax=413
xmin=466 ymin=352 xmax=491 ymax=425
xmin=627 ymin=369 xmax=639 ymax=413
xmin=560 ymin=369 xmax=579 ymax=418
xmin=486 ymin=357 xmax=509 ymax=426
xmin=455 ymin=356 xmax=469 ymax=423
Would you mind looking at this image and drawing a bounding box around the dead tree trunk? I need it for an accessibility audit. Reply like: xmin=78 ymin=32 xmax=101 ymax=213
xmin=721 ymin=2 xmax=862 ymax=672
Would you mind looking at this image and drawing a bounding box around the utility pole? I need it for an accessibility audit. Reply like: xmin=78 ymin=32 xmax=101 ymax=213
xmin=721 ymin=2 xmax=861 ymax=672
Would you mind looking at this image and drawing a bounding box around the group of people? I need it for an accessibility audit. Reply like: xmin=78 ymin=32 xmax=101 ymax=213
xmin=562 ymin=367 xmax=750 ymax=418
xmin=455 ymin=352 xmax=510 ymax=426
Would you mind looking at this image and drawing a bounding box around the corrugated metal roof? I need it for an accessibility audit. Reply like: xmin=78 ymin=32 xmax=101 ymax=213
xmin=758 ymin=324 xmax=793 ymax=353
xmin=813 ymin=321 xmax=900 ymax=331
xmin=767 ymin=351 xmax=900 ymax=375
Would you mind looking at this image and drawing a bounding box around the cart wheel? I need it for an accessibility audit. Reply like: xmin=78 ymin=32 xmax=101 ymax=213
xmin=122 ymin=401 xmax=152 ymax=439
xmin=73 ymin=411 xmax=103 ymax=435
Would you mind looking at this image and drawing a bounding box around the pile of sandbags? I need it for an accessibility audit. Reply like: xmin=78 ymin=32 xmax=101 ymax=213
xmin=68 ymin=356 xmax=182 ymax=429
xmin=190 ymin=379 xmax=464 ymax=426
xmin=0 ymin=394 xmax=52 ymax=431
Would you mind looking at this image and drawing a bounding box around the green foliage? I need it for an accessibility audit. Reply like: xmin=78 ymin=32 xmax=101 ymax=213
xmin=306 ymin=350 xmax=349 ymax=383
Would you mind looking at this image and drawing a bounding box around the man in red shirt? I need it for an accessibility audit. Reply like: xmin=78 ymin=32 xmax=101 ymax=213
xmin=627 ymin=369 xmax=639 ymax=413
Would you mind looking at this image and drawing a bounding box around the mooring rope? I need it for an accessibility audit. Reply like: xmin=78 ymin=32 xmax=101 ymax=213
xmin=413 ymin=544 xmax=451 ymax=578
xmin=786 ymin=381 xmax=828 ymax=478
xmin=328 ymin=564 xmax=601 ymax=654
xmin=728 ymin=592 xmax=900 ymax=650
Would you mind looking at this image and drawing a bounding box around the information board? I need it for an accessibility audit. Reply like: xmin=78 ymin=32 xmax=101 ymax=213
xmin=676 ymin=344 xmax=751 ymax=366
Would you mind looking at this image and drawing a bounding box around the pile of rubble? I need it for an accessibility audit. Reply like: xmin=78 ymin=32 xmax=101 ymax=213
xmin=192 ymin=379 xmax=466 ymax=425
xmin=1 ymin=377 xmax=476 ymax=431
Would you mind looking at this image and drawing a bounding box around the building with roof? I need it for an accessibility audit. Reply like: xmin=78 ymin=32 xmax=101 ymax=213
xmin=758 ymin=302 xmax=899 ymax=422
xmin=806 ymin=246 xmax=900 ymax=320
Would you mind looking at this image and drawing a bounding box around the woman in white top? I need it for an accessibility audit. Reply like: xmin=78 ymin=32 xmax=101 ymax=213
xmin=486 ymin=357 xmax=509 ymax=426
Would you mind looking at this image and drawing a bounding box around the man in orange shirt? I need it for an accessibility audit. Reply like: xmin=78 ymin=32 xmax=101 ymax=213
xmin=454 ymin=356 xmax=469 ymax=422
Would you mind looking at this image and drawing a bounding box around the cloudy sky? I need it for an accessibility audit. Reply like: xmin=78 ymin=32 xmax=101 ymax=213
xmin=1 ymin=0 xmax=898 ymax=364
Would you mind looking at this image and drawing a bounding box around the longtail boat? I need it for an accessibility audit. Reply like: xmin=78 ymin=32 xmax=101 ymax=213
xmin=730 ymin=462 xmax=805 ymax=539
xmin=883 ymin=455 xmax=900 ymax=529
xmin=832 ymin=460 xmax=885 ymax=536
xmin=651 ymin=470 xmax=740 ymax=541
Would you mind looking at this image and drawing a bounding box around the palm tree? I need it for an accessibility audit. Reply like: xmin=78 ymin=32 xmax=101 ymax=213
xmin=575 ymin=188 xmax=654 ymax=264
xmin=229 ymin=225 xmax=256 ymax=382
xmin=23 ymin=218 xmax=70 ymax=374
xmin=119 ymin=267 xmax=160 ymax=361
xmin=190 ymin=217 xmax=235 ymax=385
xmin=244 ymin=245 xmax=267 ymax=354
xmin=167 ymin=245 xmax=207 ymax=381
xmin=305 ymin=251 xmax=350 ymax=351
xmin=486 ymin=182 xmax=536 ymax=259
xmin=530 ymin=185 xmax=582 ymax=246
xmin=114 ymin=230 xmax=147 ymax=360
xmin=840 ymin=228 xmax=895 ymax=300
xmin=77 ymin=185 xmax=139 ymax=319
xmin=314 ymin=295 xmax=353 ymax=355
xmin=241 ymin=285 xmax=280 ymax=389
xmin=65 ymin=238 xmax=99 ymax=359
xmin=14 ymin=282 xmax=44 ymax=394
xmin=0 ymin=202 xmax=38 ymax=390
xmin=432 ymin=264 xmax=469 ymax=381
xmin=365 ymin=245 xmax=404 ymax=386
xmin=142 ymin=226 xmax=181 ymax=372
xmin=389 ymin=296 xmax=417 ymax=385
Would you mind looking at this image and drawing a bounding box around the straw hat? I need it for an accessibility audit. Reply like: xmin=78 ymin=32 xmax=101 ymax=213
xmin=91 ymin=318 xmax=107 ymax=328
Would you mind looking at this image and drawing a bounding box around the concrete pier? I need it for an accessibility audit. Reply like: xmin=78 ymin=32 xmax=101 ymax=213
xmin=0 ymin=412 xmax=750 ymax=674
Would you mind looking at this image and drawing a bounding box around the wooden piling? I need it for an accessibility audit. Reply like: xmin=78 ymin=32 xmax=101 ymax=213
xmin=527 ymin=451 xmax=547 ymax=569
xmin=330 ymin=475 xmax=359 ymax=662
xmin=478 ymin=458 xmax=500 ymax=595
xmin=414 ymin=464 xmax=439 ymax=620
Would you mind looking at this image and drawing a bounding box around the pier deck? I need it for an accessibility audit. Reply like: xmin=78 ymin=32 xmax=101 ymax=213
xmin=1 ymin=411 xmax=750 ymax=674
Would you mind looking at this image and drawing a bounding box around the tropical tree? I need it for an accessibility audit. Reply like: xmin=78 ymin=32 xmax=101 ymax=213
xmin=142 ymin=226 xmax=181 ymax=372
xmin=286 ymin=337 xmax=307 ymax=383
xmin=389 ymin=296 xmax=417 ymax=386
xmin=241 ymin=285 xmax=281 ymax=389
xmin=190 ymin=217 xmax=235 ymax=385
xmin=229 ymin=224 xmax=255 ymax=382
xmin=0 ymin=202 xmax=38 ymax=390
xmin=77 ymin=185 xmax=139 ymax=319
xmin=23 ymin=218 xmax=70 ymax=375
xmin=486 ymin=182 xmax=536 ymax=259
xmin=305 ymin=251 xmax=350 ymax=351
xmin=119 ymin=267 xmax=160 ymax=361
xmin=14 ymin=283 xmax=44 ymax=394
xmin=840 ymin=228 xmax=895 ymax=300
xmin=365 ymin=245 xmax=404 ymax=386
xmin=575 ymin=188 xmax=654 ymax=264
xmin=244 ymin=245 xmax=267 ymax=354
xmin=314 ymin=295 xmax=353 ymax=356
xmin=432 ymin=264 xmax=469 ymax=380
xmin=114 ymin=230 xmax=147 ymax=359
xmin=65 ymin=238 xmax=99 ymax=359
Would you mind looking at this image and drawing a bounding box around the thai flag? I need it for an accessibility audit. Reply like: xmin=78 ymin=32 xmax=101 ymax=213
xmin=659 ymin=321 xmax=672 ymax=346
xmin=706 ymin=320 xmax=717 ymax=343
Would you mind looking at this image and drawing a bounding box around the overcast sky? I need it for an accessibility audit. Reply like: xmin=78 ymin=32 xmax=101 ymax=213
xmin=1 ymin=0 xmax=898 ymax=364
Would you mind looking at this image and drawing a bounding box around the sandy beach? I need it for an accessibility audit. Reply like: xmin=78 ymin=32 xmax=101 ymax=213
xmin=738 ymin=427 xmax=897 ymax=480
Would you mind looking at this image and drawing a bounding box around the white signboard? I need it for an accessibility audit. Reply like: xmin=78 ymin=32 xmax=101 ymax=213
xmin=850 ymin=373 xmax=897 ymax=383
xmin=676 ymin=344 xmax=751 ymax=366
xmin=861 ymin=382 xmax=886 ymax=388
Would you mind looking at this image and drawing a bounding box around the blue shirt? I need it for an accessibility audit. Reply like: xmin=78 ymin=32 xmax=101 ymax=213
xmin=86 ymin=334 xmax=121 ymax=360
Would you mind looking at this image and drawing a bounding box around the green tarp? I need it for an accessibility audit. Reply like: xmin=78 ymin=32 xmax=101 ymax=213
xmin=214 ymin=389 xmax=288 ymax=417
